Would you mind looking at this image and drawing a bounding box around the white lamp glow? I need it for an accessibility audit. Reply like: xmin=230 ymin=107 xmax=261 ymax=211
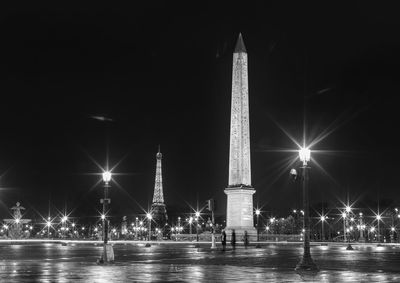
xmin=298 ymin=147 xmax=311 ymax=165
xmin=102 ymin=171 xmax=112 ymax=183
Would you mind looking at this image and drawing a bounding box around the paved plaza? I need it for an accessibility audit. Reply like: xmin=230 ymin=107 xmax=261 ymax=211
xmin=1 ymin=241 xmax=400 ymax=282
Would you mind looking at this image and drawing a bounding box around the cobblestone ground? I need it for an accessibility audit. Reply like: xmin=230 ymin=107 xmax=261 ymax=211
xmin=1 ymin=242 xmax=400 ymax=282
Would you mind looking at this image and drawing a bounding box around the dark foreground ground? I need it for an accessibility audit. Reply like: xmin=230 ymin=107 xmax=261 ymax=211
xmin=1 ymin=242 xmax=400 ymax=282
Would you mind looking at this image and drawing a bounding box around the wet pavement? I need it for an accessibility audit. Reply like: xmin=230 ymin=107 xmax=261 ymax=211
xmin=1 ymin=242 xmax=400 ymax=282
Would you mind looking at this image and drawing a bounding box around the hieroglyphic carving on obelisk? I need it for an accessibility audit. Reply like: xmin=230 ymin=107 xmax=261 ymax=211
xmin=228 ymin=33 xmax=251 ymax=187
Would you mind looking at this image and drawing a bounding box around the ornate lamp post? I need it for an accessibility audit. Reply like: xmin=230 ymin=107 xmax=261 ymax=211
xmin=61 ymin=216 xmax=67 ymax=239
xmin=391 ymin=227 xmax=395 ymax=243
xmin=98 ymin=170 xmax=114 ymax=263
xmin=341 ymin=212 xmax=347 ymax=242
xmin=46 ymin=220 xmax=51 ymax=239
xmin=147 ymin=213 xmax=152 ymax=241
xmin=320 ymin=216 xmax=326 ymax=241
xmin=195 ymin=211 xmax=200 ymax=248
xmin=255 ymin=209 xmax=261 ymax=248
xmin=376 ymin=215 xmax=382 ymax=242
xmin=359 ymin=212 xmax=365 ymax=242
xmin=295 ymin=147 xmax=318 ymax=271
xmin=145 ymin=213 xmax=152 ymax=247
xmin=189 ymin=217 xmax=193 ymax=237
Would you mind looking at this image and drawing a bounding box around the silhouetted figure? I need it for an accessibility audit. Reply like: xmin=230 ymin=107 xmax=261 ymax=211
xmin=231 ymin=229 xmax=236 ymax=250
xmin=221 ymin=230 xmax=227 ymax=251
xmin=243 ymin=230 xmax=249 ymax=249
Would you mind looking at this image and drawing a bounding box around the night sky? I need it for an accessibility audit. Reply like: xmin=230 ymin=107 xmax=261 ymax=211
xmin=1 ymin=2 xmax=400 ymax=222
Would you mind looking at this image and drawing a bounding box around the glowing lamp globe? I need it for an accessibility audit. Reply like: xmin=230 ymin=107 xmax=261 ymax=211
xmin=195 ymin=211 xmax=200 ymax=217
xmin=298 ymin=147 xmax=311 ymax=165
xmin=376 ymin=215 xmax=381 ymax=221
xmin=147 ymin=213 xmax=152 ymax=220
xmin=101 ymin=214 xmax=106 ymax=220
xmin=255 ymin=209 xmax=260 ymax=216
xmin=320 ymin=216 xmax=326 ymax=221
xmin=342 ymin=212 xmax=347 ymax=218
xmin=46 ymin=221 xmax=51 ymax=227
xmin=102 ymin=171 xmax=112 ymax=183
xmin=345 ymin=206 xmax=351 ymax=213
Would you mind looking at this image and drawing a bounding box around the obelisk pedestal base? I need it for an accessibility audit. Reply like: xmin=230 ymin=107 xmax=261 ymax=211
xmin=225 ymin=187 xmax=257 ymax=242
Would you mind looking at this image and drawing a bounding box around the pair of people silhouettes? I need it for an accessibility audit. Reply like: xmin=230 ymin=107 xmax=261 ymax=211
xmin=221 ymin=229 xmax=249 ymax=250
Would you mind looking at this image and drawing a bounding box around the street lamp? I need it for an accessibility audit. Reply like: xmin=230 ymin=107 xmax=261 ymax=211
xmin=342 ymin=212 xmax=347 ymax=242
xmin=320 ymin=216 xmax=326 ymax=241
xmin=146 ymin=213 xmax=152 ymax=245
xmin=195 ymin=211 xmax=200 ymax=247
xmin=295 ymin=147 xmax=318 ymax=271
xmin=255 ymin=209 xmax=261 ymax=248
xmin=46 ymin=220 xmax=51 ymax=239
xmin=391 ymin=227 xmax=395 ymax=243
xmin=359 ymin=212 xmax=365 ymax=242
xmin=99 ymin=170 xmax=114 ymax=263
xmin=376 ymin=214 xmax=382 ymax=243
xmin=61 ymin=216 xmax=68 ymax=239
xmin=189 ymin=217 xmax=193 ymax=237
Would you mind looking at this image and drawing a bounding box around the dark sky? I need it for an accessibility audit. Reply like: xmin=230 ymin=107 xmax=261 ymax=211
xmin=1 ymin=2 xmax=400 ymax=222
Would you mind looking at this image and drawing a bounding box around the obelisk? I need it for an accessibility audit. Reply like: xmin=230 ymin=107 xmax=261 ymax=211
xmin=224 ymin=34 xmax=256 ymax=237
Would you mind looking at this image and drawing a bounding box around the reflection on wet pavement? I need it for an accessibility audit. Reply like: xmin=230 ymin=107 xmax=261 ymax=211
xmin=1 ymin=243 xmax=400 ymax=282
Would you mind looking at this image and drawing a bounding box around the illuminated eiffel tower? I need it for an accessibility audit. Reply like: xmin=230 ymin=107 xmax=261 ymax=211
xmin=151 ymin=146 xmax=168 ymax=227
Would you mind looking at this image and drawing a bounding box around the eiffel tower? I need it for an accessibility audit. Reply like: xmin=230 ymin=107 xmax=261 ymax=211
xmin=151 ymin=146 xmax=168 ymax=228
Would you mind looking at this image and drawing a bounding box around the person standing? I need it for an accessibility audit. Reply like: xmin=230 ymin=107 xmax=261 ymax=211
xmin=243 ymin=230 xmax=249 ymax=249
xmin=231 ymin=229 xmax=236 ymax=250
xmin=221 ymin=230 xmax=227 ymax=251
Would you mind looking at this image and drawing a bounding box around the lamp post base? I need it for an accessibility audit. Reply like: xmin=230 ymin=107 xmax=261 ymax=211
xmin=98 ymin=243 xmax=114 ymax=264
xmin=145 ymin=243 xmax=151 ymax=247
xmin=295 ymin=255 xmax=318 ymax=271
xmin=346 ymin=244 xmax=354 ymax=250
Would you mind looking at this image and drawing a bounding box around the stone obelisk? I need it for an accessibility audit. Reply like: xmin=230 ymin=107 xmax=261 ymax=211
xmin=224 ymin=34 xmax=256 ymax=236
